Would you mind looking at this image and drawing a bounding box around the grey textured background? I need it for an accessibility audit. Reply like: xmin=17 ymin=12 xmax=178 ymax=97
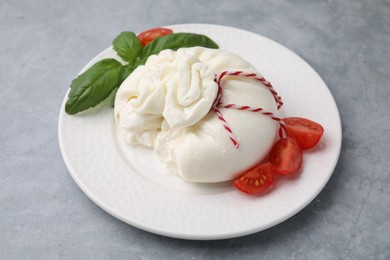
xmin=1 ymin=0 xmax=390 ymax=259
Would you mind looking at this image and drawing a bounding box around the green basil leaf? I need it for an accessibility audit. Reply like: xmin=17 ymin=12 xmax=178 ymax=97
xmin=112 ymin=32 xmax=142 ymax=64
xmin=138 ymin=33 xmax=219 ymax=64
xmin=65 ymin=59 xmax=122 ymax=114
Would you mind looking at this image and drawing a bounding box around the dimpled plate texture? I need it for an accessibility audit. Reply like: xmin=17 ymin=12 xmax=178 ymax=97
xmin=58 ymin=24 xmax=342 ymax=240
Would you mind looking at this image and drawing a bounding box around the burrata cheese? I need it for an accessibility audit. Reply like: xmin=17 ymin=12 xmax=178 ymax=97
xmin=115 ymin=47 xmax=279 ymax=183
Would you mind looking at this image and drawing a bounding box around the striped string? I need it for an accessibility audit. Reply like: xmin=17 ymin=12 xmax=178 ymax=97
xmin=213 ymin=71 xmax=285 ymax=148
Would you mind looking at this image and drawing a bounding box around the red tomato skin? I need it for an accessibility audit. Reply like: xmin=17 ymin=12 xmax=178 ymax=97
xmin=283 ymin=117 xmax=324 ymax=150
xmin=233 ymin=163 xmax=276 ymax=195
xmin=269 ymin=137 xmax=302 ymax=176
xmin=137 ymin=27 xmax=173 ymax=46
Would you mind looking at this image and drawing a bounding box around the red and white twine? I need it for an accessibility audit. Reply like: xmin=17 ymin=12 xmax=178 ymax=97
xmin=212 ymin=71 xmax=285 ymax=148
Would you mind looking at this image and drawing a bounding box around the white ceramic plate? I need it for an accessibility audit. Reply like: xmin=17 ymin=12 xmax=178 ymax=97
xmin=58 ymin=24 xmax=342 ymax=240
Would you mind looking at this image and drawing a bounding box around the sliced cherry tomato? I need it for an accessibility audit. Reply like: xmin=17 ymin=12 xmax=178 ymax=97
xmin=233 ymin=163 xmax=276 ymax=195
xmin=137 ymin=27 xmax=173 ymax=46
xmin=283 ymin=117 xmax=324 ymax=150
xmin=269 ymin=137 xmax=302 ymax=176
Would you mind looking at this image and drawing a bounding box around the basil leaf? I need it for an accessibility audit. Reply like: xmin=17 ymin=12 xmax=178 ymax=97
xmin=65 ymin=59 xmax=122 ymax=114
xmin=138 ymin=33 xmax=219 ymax=63
xmin=113 ymin=32 xmax=142 ymax=64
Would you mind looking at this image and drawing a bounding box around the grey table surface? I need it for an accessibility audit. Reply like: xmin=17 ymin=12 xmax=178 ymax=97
xmin=1 ymin=0 xmax=390 ymax=259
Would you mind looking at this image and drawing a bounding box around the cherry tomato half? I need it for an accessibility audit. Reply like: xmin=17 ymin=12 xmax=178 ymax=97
xmin=269 ymin=137 xmax=302 ymax=176
xmin=283 ymin=117 xmax=324 ymax=150
xmin=233 ymin=163 xmax=276 ymax=194
xmin=137 ymin=27 xmax=173 ymax=46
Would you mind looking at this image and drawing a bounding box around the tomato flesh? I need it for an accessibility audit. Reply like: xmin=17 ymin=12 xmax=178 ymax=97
xmin=137 ymin=27 xmax=173 ymax=46
xmin=269 ymin=137 xmax=302 ymax=176
xmin=283 ymin=117 xmax=324 ymax=150
xmin=233 ymin=163 xmax=276 ymax=194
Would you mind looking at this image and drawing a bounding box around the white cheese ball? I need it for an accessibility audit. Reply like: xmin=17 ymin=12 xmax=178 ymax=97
xmin=115 ymin=47 xmax=279 ymax=183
